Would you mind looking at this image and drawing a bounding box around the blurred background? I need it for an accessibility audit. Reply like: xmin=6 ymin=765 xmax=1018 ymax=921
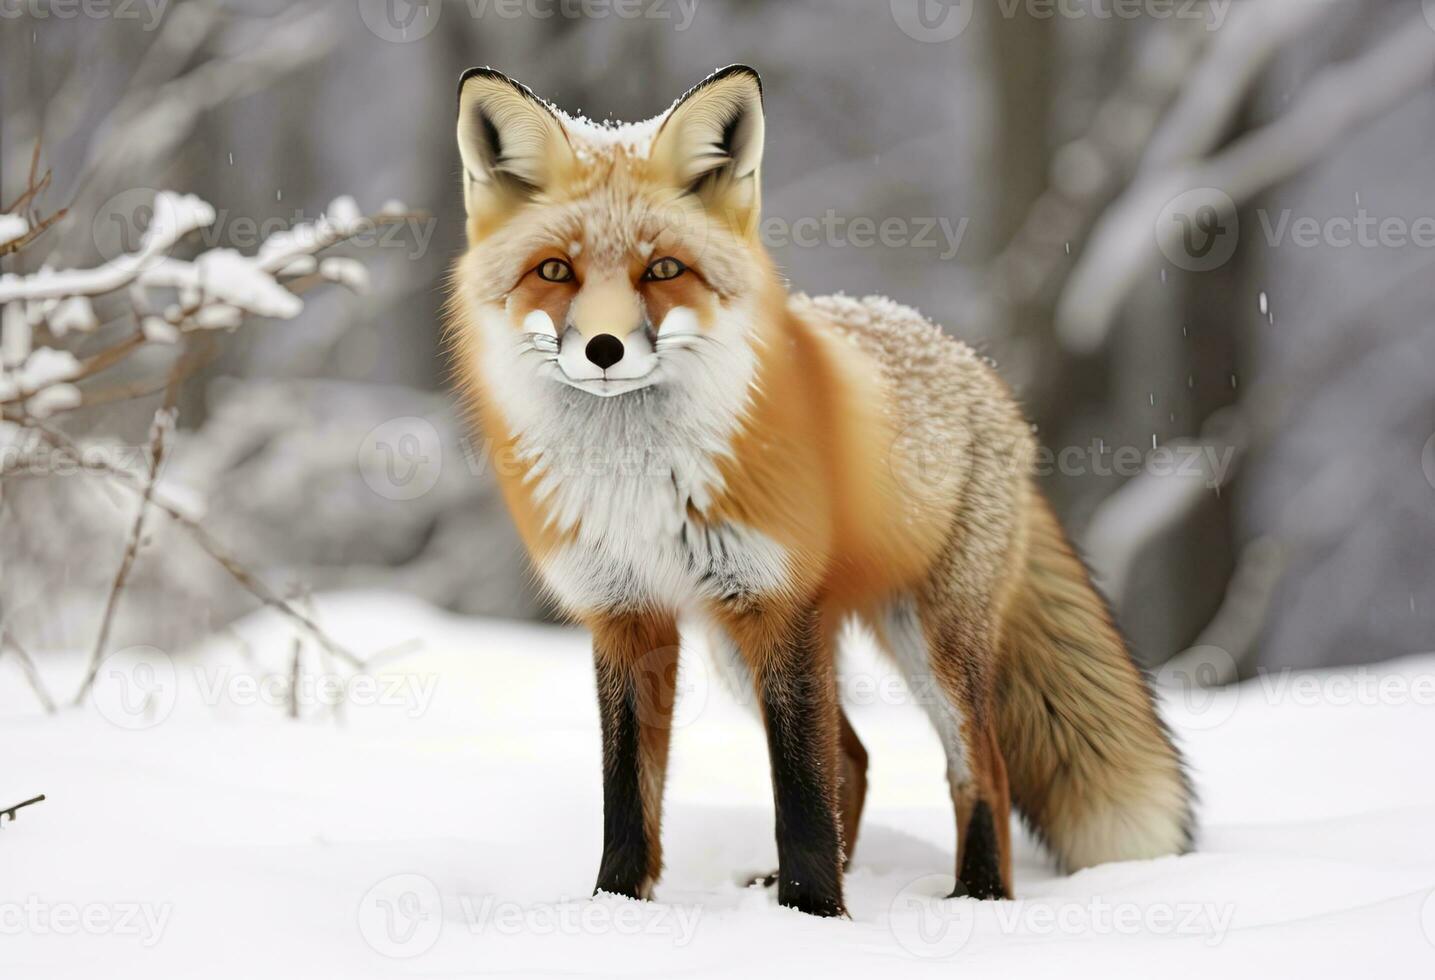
xmin=3 ymin=0 xmax=1434 ymax=681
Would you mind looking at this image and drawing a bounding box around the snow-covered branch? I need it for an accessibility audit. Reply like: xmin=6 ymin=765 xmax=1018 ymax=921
xmin=1 ymin=158 xmax=422 ymax=706
xmin=1058 ymin=11 xmax=1435 ymax=353
xmin=0 ymin=190 xmax=419 ymax=419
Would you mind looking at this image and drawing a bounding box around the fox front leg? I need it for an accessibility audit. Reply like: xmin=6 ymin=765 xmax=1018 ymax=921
xmin=729 ymin=604 xmax=847 ymax=917
xmin=589 ymin=614 xmax=680 ymax=901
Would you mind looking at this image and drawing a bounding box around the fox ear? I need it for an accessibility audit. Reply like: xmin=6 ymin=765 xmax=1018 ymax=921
xmin=651 ymin=65 xmax=765 ymax=229
xmin=456 ymin=68 xmax=575 ymax=224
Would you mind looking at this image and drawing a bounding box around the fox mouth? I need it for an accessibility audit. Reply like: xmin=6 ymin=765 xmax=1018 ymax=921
xmin=551 ymin=366 xmax=658 ymax=397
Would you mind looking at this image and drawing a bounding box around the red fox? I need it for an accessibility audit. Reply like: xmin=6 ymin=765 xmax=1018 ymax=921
xmin=446 ymin=64 xmax=1192 ymax=917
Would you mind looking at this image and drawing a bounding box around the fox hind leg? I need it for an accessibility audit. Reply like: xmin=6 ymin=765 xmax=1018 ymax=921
xmin=878 ymin=597 xmax=1013 ymax=900
xmin=948 ymin=718 xmax=1013 ymax=899
xmin=836 ymin=708 xmax=870 ymax=865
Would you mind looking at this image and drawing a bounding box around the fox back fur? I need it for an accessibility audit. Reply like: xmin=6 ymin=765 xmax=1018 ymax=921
xmin=446 ymin=64 xmax=1193 ymax=917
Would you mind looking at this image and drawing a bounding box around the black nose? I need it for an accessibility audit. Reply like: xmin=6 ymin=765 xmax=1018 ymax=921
xmin=585 ymin=333 xmax=624 ymax=370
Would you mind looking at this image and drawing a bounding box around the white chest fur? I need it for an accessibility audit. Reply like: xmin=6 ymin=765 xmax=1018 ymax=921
xmin=474 ymin=302 xmax=783 ymax=613
xmin=539 ymin=504 xmax=790 ymax=615
xmin=518 ymin=382 xmax=791 ymax=614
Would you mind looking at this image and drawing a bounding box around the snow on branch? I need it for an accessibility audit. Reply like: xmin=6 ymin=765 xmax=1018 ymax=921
xmin=1 ymin=139 xmax=69 ymax=259
xmin=0 ymin=192 xmax=214 ymax=304
xmin=2 ymin=163 xmax=423 ymax=710
xmin=1 ymin=190 xmax=422 ymax=420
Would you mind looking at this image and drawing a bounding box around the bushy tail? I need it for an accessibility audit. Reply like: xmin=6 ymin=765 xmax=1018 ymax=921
xmin=996 ymin=493 xmax=1194 ymax=871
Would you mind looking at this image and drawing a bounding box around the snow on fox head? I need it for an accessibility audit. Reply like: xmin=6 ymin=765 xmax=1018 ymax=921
xmin=449 ymin=64 xmax=774 ymax=436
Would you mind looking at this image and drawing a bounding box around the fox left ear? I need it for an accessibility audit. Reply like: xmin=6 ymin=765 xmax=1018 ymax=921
xmin=456 ymin=67 xmax=576 ymax=230
xmin=651 ymin=65 xmax=765 ymax=231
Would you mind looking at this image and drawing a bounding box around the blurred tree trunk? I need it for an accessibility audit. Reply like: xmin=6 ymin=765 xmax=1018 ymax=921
xmin=988 ymin=5 xmax=1056 ymax=252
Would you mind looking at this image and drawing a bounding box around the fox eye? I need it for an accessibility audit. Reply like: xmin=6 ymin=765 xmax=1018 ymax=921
xmin=643 ymin=257 xmax=686 ymax=282
xmin=536 ymin=259 xmax=574 ymax=283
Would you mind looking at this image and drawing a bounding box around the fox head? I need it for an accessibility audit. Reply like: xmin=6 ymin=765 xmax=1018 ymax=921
xmin=449 ymin=65 xmax=776 ymax=422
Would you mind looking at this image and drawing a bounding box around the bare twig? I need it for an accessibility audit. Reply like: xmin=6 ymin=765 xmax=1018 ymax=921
xmin=0 ymin=208 xmax=68 ymax=258
xmin=74 ymin=334 xmax=219 ymax=409
xmin=73 ymin=405 xmax=176 ymax=705
xmin=1 ymin=140 xmax=69 ymax=258
xmin=25 ymin=424 xmax=366 ymax=672
xmin=287 ymin=637 xmax=302 ymax=720
xmin=0 ymin=795 xmax=46 ymax=827
xmin=1 ymin=138 xmax=45 ymax=213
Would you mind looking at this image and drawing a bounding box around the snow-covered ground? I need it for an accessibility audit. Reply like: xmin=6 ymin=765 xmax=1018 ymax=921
xmin=5 ymin=591 xmax=1435 ymax=978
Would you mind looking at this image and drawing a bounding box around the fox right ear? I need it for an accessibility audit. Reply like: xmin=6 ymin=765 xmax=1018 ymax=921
xmin=651 ymin=65 xmax=765 ymax=232
xmin=456 ymin=68 xmax=575 ymax=227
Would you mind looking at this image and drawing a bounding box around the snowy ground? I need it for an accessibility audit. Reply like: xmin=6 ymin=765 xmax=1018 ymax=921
xmin=5 ymin=591 xmax=1435 ymax=978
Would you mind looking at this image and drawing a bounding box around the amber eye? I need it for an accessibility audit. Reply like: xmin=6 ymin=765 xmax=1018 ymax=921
xmin=536 ymin=259 xmax=574 ymax=283
xmin=643 ymin=257 xmax=686 ymax=282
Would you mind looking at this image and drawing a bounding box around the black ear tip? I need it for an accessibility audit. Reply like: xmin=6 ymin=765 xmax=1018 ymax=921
xmin=457 ymin=66 xmax=524 ymax=104
xmin=711 ymin=64 xmax=763 ymax=99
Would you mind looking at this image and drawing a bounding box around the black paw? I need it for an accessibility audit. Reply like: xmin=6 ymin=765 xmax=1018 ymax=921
xmin=593 ymin=869 xmax=652 ymax=902
xmin=776 ymin=877 xmax=847 ymax=918
xmin=595 ymin=844 xmax=653 ymax=901
xmin=956 ymin=800 xmax=1009 ymax=899
xmin=745 ymin=869 xmax=779 ymax=888
xmin=948 ymin=877 xmax=1008 ymax=901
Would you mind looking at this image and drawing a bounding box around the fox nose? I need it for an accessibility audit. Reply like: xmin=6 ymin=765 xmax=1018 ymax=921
xmin=585 ymin=333 xmax=624 ymax=370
